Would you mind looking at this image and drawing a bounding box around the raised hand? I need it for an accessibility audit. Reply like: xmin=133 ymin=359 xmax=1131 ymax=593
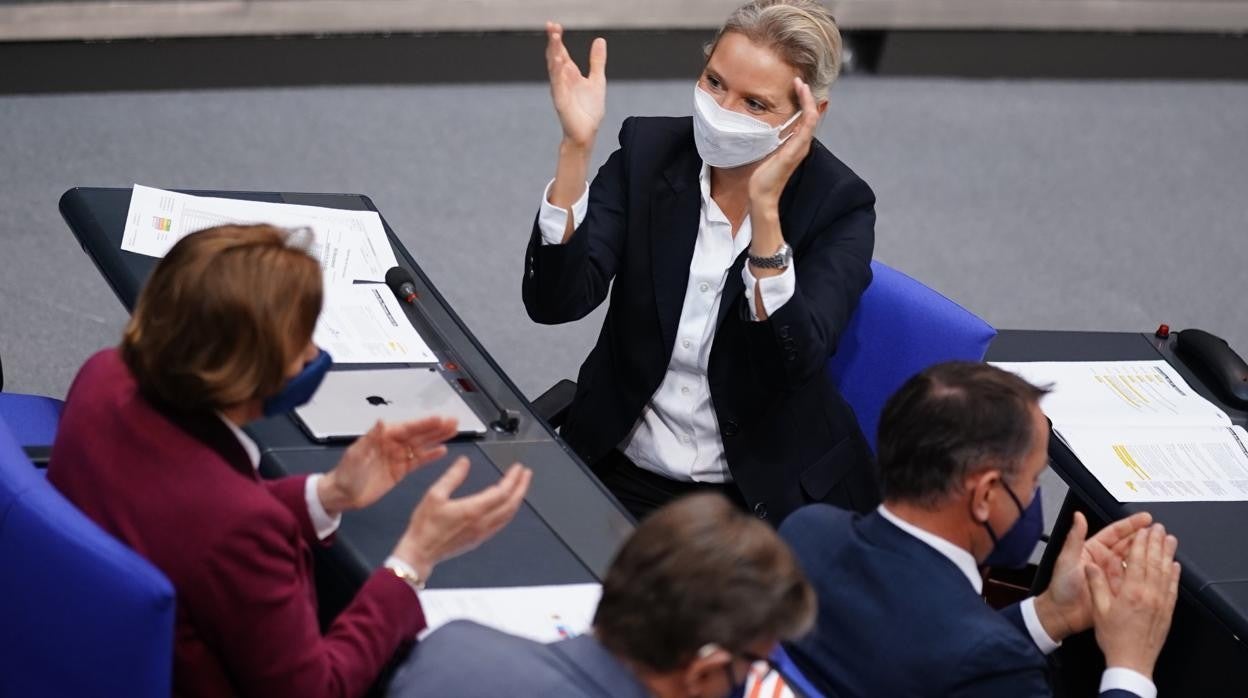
xmin=1086 ymin=523 xmax=1181 ymax=678
xmin=318 ymin=416 xmax=459 ymax=516
xmin=748 ymin=76 xmax=820 ymax=207
xmin=546 ymin=21 xmax=607 ymax=149
xmin=392 ymin=457 xmax=533 ymax=581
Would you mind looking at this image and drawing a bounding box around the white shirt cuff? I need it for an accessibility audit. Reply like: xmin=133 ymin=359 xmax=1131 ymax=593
xmin=384 ymin=555 xmax=425 ymax=599
xmin=741 ymin=261 xmax=796 ymax=321
xmin=1100 ymin=667 xmax=1156 ymax=698
xmin=1020 ymin=597 xmax=1062 ymax=655
xmin=537 ymin=178 xmax=589 ymax=246
xmin=304 ymin=474 xmax=342 ymax=541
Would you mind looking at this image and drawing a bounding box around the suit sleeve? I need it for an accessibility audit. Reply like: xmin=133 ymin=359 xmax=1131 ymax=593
xmin=948 ymin=628 xmax=1052 ymax=698
xmin=740 ymin=175 xmax=875 ymax=387
xmin=522 ymin=118 xmax=634 ymax=324
xmin=263 ymin=475 xmax=325 ymax=547
xmin=192 ymin=506 xmax=425 ymax=698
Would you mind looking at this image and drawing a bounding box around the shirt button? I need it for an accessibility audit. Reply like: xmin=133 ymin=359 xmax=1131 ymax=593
xmin=753 ymin=502 xmax=769 ymax=520
xmin=682 ymin=339 xmax=692 ymax=349
xmin=699 ymin=282 xmax=710 ymax=293
xmin=681 ymin=386 xmax=691 ymax=396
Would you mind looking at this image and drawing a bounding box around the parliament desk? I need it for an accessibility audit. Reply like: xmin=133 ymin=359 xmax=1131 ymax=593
xmin=59 ymin=188 xmax=635 ymax=595
xmin=988 ymin=329 xmax=1248 ymax=695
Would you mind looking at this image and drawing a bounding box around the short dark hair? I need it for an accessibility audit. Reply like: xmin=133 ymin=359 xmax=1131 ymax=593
xmin=877 ymin=362 xmax=1050 ymax=507
xmin=121 ymin=225 xmax=322 ymax=412
xmin=593 ymin=493 xmax=815 ymax=672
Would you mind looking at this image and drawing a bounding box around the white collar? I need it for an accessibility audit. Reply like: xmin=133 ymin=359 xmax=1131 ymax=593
xmin=215 ymin=412 xmax=261 ymax=471
xmin=877 ymin=504 xmax=982 ymax=594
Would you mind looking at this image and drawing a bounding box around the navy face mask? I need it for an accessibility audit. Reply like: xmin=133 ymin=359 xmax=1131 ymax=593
xmin=982 ymin=483 xmax=1044 ymax=569
xmin=262 ymin=349 xmax=332 ymax=417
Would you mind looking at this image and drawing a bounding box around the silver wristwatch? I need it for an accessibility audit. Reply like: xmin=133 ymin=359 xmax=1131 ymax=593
xmin=748 ymin=243 xmax=793 ymax=270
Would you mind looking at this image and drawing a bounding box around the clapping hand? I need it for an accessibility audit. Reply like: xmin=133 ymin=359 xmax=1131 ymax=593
xmin=748 ymin=77 xmax=820 ymax=207
xmin=546 ymin=21 xmax=607 ymax=149
xmin=1086 ymin=523 xmax=1181 ymax=678
xmin=1034 ymin=511 xmax=1153 ymax=641
xmin=392 ymin=457 xmax=533 ymax=581
xmin=317 ymin=416 xmax=460 ymax=517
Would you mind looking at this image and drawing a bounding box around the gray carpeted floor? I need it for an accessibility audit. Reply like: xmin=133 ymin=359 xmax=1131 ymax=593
xmin=3 ymin=77 xmax=1247 ymax=527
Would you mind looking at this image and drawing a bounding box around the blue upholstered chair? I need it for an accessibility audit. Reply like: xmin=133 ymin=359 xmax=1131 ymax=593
xmin=0 ymin=419 xmax=175 ymax=697
xmin=827 ymin=261 xmax=997 ymax=453
xmin=0 ymin=392 xmax=64 ymax=447
xmin=0 ymin=354 xmax=66 ymax=457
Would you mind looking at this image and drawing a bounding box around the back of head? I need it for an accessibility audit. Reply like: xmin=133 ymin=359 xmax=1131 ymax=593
xmin=593 ymin=493 xmax=815 ymax=672
xmin=120 ymin=224 xmax=322 ymax=413
xmin=709 ymin=0 xmax=843 ymax=100
xmin=876 ymin=361 xmax=1049 ymax=507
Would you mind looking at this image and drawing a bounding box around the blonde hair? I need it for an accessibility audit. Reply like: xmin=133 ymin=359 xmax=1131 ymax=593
xmin=706 ymin=0 xmax=843 ymax=101
xmin=121 ymin=224 xmax=323 ymax=412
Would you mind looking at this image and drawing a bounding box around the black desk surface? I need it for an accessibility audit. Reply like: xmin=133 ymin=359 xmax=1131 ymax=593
xmin=59 ymin=187 xmax=635 ymax=589
xmin=988 ymin=329 xmax=1248 ymax=642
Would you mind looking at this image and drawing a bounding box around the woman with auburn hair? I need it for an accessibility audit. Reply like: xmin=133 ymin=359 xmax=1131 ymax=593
xmin=49 ymin=224 xmax=531 ymax=697
xmin=524 ymin=0 xmax=878 ymax=523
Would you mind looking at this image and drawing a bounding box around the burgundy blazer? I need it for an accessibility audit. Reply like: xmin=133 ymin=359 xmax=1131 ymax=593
xmin=48 ymin=349 xmax=425 ymax=697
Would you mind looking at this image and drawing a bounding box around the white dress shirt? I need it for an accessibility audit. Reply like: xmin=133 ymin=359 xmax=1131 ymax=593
xmin=217 ymin=414 xmax=340 ymax=540
xmin=877 ymin=506 xmax=1156 ymax=698
xmin=538 ymin=166 xmax=795 ymax=483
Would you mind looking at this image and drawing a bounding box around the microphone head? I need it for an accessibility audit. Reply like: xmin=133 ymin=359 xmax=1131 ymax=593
xmin=385 ymin=266 xmax=414 ymax=292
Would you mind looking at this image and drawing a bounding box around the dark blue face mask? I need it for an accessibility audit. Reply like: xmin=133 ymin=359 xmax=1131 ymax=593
xmin=262 ymin=349 xmax=332 ymax=417
xmin=982 ymin=483 xmax=1044 ymax=569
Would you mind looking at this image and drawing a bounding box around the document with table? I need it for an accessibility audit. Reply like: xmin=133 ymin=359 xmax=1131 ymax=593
xmin=993 ymin=360 xmax=1248 ymax=502
xmin=120 ymin=185 xmax=437 ymax=365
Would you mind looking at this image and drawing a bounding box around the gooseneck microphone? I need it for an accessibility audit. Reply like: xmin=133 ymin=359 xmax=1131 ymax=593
xmin=384 ymin=266 xmax=520 ymax=433
xmin=385 ymin=266 xmax=419 ymax=304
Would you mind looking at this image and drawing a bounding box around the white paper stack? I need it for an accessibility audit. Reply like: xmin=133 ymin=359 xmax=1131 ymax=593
xmin=121 ymin=184 xmax=435 ymax=364
xmin=992 ymin=360 xmax=1248 ymax=503
xmin=416 ymin=583 xmax=603 ymax=643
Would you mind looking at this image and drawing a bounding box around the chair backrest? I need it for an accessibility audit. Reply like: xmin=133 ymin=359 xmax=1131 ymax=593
xmin=827 ymin=261 xmax=996 ymax=453
xmin=0 ymin=392 xmax=65 ymax=447
xmin=0 ymin=419 xmax=175 ymax=697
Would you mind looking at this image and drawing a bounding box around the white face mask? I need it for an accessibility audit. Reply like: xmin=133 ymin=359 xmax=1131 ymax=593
xmin=691 ymin=83 xmax=801 ymax=169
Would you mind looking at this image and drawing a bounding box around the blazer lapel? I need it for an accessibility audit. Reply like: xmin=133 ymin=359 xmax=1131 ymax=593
xmin=716 ymin=250 xmax=749 ymax=330
xmin=650 ymin=148 xmax=703 ymax=353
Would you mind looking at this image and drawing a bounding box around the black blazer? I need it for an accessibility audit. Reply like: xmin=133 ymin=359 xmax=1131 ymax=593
xmin=523 ymin=116 xmax=879 ymax=523
xmin=780 ymin=505 xmax=1140 ymax=698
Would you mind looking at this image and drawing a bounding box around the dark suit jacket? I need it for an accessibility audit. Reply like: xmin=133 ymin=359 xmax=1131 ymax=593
xmin=779 ymin=505 xmax=1139 ymax=698
xmin=523 ymin=116 xmax=879 ymax=523
xmin=386 ymin=621 xmax=649 ymax=698
xmin=48 ymin=349 xmax=425 ymax=698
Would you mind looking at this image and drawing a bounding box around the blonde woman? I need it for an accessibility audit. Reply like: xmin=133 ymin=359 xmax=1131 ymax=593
xmin=524 ymin=0 xmax=877 ymax=523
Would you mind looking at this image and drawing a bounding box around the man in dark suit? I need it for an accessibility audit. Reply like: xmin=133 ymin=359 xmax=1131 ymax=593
xmin=780 ymin=362 xmax=1180 ymax=697
xmin=387 ymin=493 xmax=816 ymax=698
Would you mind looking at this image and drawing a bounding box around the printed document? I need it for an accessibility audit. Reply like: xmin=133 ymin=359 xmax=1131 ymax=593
xmin=992 ymin=360 xmax=1243 ymax=502
xmin=313 ymin=284 xmax=436 ymax=364
xmin=120 ymin=184 xmax=397 ymax=284
xmin=416 ymin=583 xmax=602 ymax=643
xmin=1056 ymin=425 xmax=1248 ymax=502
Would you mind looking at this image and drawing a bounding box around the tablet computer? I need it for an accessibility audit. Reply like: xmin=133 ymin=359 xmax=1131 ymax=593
xmin=294 ymin=367 xmax=489 ymax=442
